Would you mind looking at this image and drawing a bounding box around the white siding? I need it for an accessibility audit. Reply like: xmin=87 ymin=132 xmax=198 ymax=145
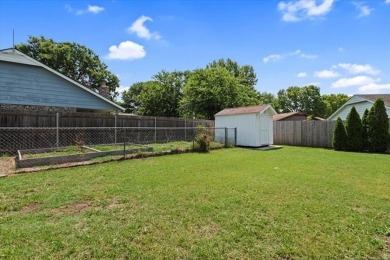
xmin=215 ymin=113 xmax=259 ymax=146
xmin=215 ymin=107 xmax=275 ymax=147
xmin=330 ymin=101 xmax=390 ymax=120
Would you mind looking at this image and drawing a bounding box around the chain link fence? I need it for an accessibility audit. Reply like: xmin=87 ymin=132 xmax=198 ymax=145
xmin=0 ymin=127 xmax=237 ymax=169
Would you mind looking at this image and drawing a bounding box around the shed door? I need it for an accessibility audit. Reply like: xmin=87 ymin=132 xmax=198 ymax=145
xmin=260 ymin=115 xmax=269 ymax=145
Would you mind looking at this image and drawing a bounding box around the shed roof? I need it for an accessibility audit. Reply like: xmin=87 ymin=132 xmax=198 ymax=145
xmin=273 ymin=112 xmax=303 ymax=121
xmin=215 ymin=104 xmax=276 ymax=116
xmin=273 ymin=111 xmax=325 ymax=121
xmin=0 ymin=48 xmax=124 ymax=112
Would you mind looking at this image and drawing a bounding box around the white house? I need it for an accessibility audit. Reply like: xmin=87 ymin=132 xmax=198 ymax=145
xmin=328 ymin=94 xmax=390 ymax=121
xmin=215 ymin=105 xmax=277 ymax=147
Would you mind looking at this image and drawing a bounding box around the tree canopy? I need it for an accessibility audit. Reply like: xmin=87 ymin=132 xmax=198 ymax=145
xmin=206 ymin=58 xmax=258 ymax=90
xmin=180 ymin=67 xmax=258 ymax=119
xmin=122 ymin=70 xmax=188 ymax=117
xmin=120 ymin=57 xmax=350 ymax=120
xmin=275 ymin=85 xmax=325 ymax=117
xmin=16 ymin=36 xmax=119 ymax=99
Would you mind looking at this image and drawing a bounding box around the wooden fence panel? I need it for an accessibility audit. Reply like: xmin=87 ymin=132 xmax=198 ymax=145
xmin=273 ymin=121 xmax=336 ymax=148
xmin=0 ymin=112 xmax=214 ymax=128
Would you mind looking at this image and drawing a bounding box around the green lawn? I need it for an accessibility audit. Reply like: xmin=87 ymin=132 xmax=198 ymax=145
xmin=1 ymin=147 xmax=389 ymax=259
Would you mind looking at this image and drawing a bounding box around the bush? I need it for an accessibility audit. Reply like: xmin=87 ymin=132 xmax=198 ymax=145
xmin=367 ymin=99 xmax=390 ymax=153
xmin=333 ymin=117 xmax=347 ymax=151
xmin=345 ymin=106 xmax=364 ymax=152
xmin=194 ymin=125 xmax=211 ymax=152
xmin=361 ymin=109 xmax=370 ymax=151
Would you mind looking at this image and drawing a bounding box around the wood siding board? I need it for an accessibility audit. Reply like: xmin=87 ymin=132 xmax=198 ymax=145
xmin=0 ymin=62 xmax=119 ymax=111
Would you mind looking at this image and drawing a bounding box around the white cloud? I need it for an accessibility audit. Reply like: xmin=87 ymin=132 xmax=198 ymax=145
xmin=336 ymin=63 xmax=380 ymax=75
xmin=314 ymin=70 xmax=339 ymax=78
xmin=263 ymin=54 xmax=282 ymax=63
xmin=338 ymin=47 xmax=345 ymax=52
xmin=65 ymin=4 xmax=104 ymax=15
xmin=353 ymin=2 xmax=373 ymax=18
xmin=106 ymin=41 xmax=146 ymax=60
xmin=297 ymin=72 xmax=307 ymax=78
xmin=263 ymin=49 xmax=317 ymax=63
xmin=128 ymin=15 xmax=161 ymax=40
xmin=300 ymin=53 xmax=318 ymax=59
xmin=331 ymin=76 xmax=377 ymax=88
xmin=358 ymin=83 xmax=390 ymax=93
xmin=386 ymin=0 xmax=390 ymax=4
xmin=290 ymin=49 xmax=318 ymax=59
xmin=88 ymin=5 xmax=104 ymax=14
xmin=278 ymin=0 xmax=335 ymax=22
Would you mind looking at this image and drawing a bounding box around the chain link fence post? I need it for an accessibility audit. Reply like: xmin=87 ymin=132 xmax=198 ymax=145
xmin=114 ymin=112 xmax=118 ymax=144
xmin=235 ymin=127 xmax=237 ymax=146
xmin=154 ymin=117 xmax=157 ymax=143
xmin=184 ymin=118 xmax=187 ymax=141
xmin=56 ymin=113 xmax=59 ymax=147
xmin=224 ymin=127 xmax=228 ymax=147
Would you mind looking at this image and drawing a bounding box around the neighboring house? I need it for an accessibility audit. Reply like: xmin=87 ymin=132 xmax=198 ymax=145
xmin=0 ymin=48 xmax=124 ymax=113
xmin=215 ymin=105 xmax=277 ymax=147
xmin=273 ymin=112 xmax=324 ymax=121
xmin=327 ymin=94 xmax=390 ymax=121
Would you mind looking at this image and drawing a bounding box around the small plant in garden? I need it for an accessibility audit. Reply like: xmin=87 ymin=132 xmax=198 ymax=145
xmin=333 ymin=117 xmax=347 ymax=151
xmin=194 ymin=125 xmax=211 ymax=152
xmin=74 ymin=133 xmax=86 ymax=152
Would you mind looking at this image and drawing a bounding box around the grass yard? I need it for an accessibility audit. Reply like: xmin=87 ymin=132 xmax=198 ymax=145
xmin=1 ymin=146 xmax=389 ymax=259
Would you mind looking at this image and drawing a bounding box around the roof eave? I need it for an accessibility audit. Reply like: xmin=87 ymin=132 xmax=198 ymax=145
xmin=2 ymin=49 xmax=125 ymax=112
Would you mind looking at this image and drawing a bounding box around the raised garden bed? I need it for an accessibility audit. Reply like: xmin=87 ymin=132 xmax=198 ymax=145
xmin=17 ymin=144 xmax=153 ymax=168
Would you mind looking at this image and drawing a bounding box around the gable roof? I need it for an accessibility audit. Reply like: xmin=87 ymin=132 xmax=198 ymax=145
xmin=0 ymin=48 xmax=124 ymax=111
xmin=328 ymin=94 xmax=390 ymax=120
xmin=273 ymin=112 xmax=303 ymax=121
xmin=355 ymin=94 xmax=390 ymax=107
xmin=273 ymin=112 xmax=325 ymax=121
xmin=215 ymin=104 xmax=277 ymax=116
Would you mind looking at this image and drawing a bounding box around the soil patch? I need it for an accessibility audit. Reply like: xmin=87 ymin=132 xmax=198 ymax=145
xmin=21 ymin=202 xmax=40 ymax=213
xmin=55 ymin=201 xmax=90 ymax=214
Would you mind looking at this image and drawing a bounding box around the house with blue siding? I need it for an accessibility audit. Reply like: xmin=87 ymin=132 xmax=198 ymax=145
xmin=0 ymin=48 xmax=124 ymax=113
xmin=328 ymin=94 xmax=390 ymax=121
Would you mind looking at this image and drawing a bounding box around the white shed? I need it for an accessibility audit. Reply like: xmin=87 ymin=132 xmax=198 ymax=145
xmin=215 ymin=105 xmax=277 ymax=147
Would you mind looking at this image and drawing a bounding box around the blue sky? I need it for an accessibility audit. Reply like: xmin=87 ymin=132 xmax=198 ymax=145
xmin=1 ymin=0 xmax=389 ymax=100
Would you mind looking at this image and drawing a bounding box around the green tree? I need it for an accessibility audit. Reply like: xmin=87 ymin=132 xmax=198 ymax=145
xmin=361 ymin=109 xmax=370 ymax=151
xmin=367 ymin=99 xmax=390 ymax=152
xmin=206 ymin=58 xmax=258 ymax=89
xmin=322 ymin=94 xmax=349 ymax=118
xmin=345 ymin=107 xmax=364 ymax=152
xmin=276 ymin=86 xmax=301 ymax=113
xmin=126 ymin=71 xmax=188 ymax=117
xmin=122 ymin=82 xmax=149 ymax=113
xmin=275 ymin=85 xmax=325 ymax=117
xmin=257 ymin=91 xmax=276 ymax=105
xmin=333 ymin=117 xmax=347 ymax=151
xmin=180 ymin=67 xmax=258 ymax=119
xmin=16 ymin=36 xmax=119 ymax=99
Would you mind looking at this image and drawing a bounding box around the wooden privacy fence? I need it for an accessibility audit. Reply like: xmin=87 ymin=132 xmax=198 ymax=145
xmin=0 ymin=112 xmax=214 ymax=128
xmin=273 ymin=120 xmax=336 ymax=148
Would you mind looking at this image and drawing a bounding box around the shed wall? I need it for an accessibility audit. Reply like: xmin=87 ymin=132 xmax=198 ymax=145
xmin=215 ymin=113 xmax=260 ymax=146
xmin=0 ymin=61 xmax=118 ymax=111
xmin=259 ymin=113 xmax=274 ymax=145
